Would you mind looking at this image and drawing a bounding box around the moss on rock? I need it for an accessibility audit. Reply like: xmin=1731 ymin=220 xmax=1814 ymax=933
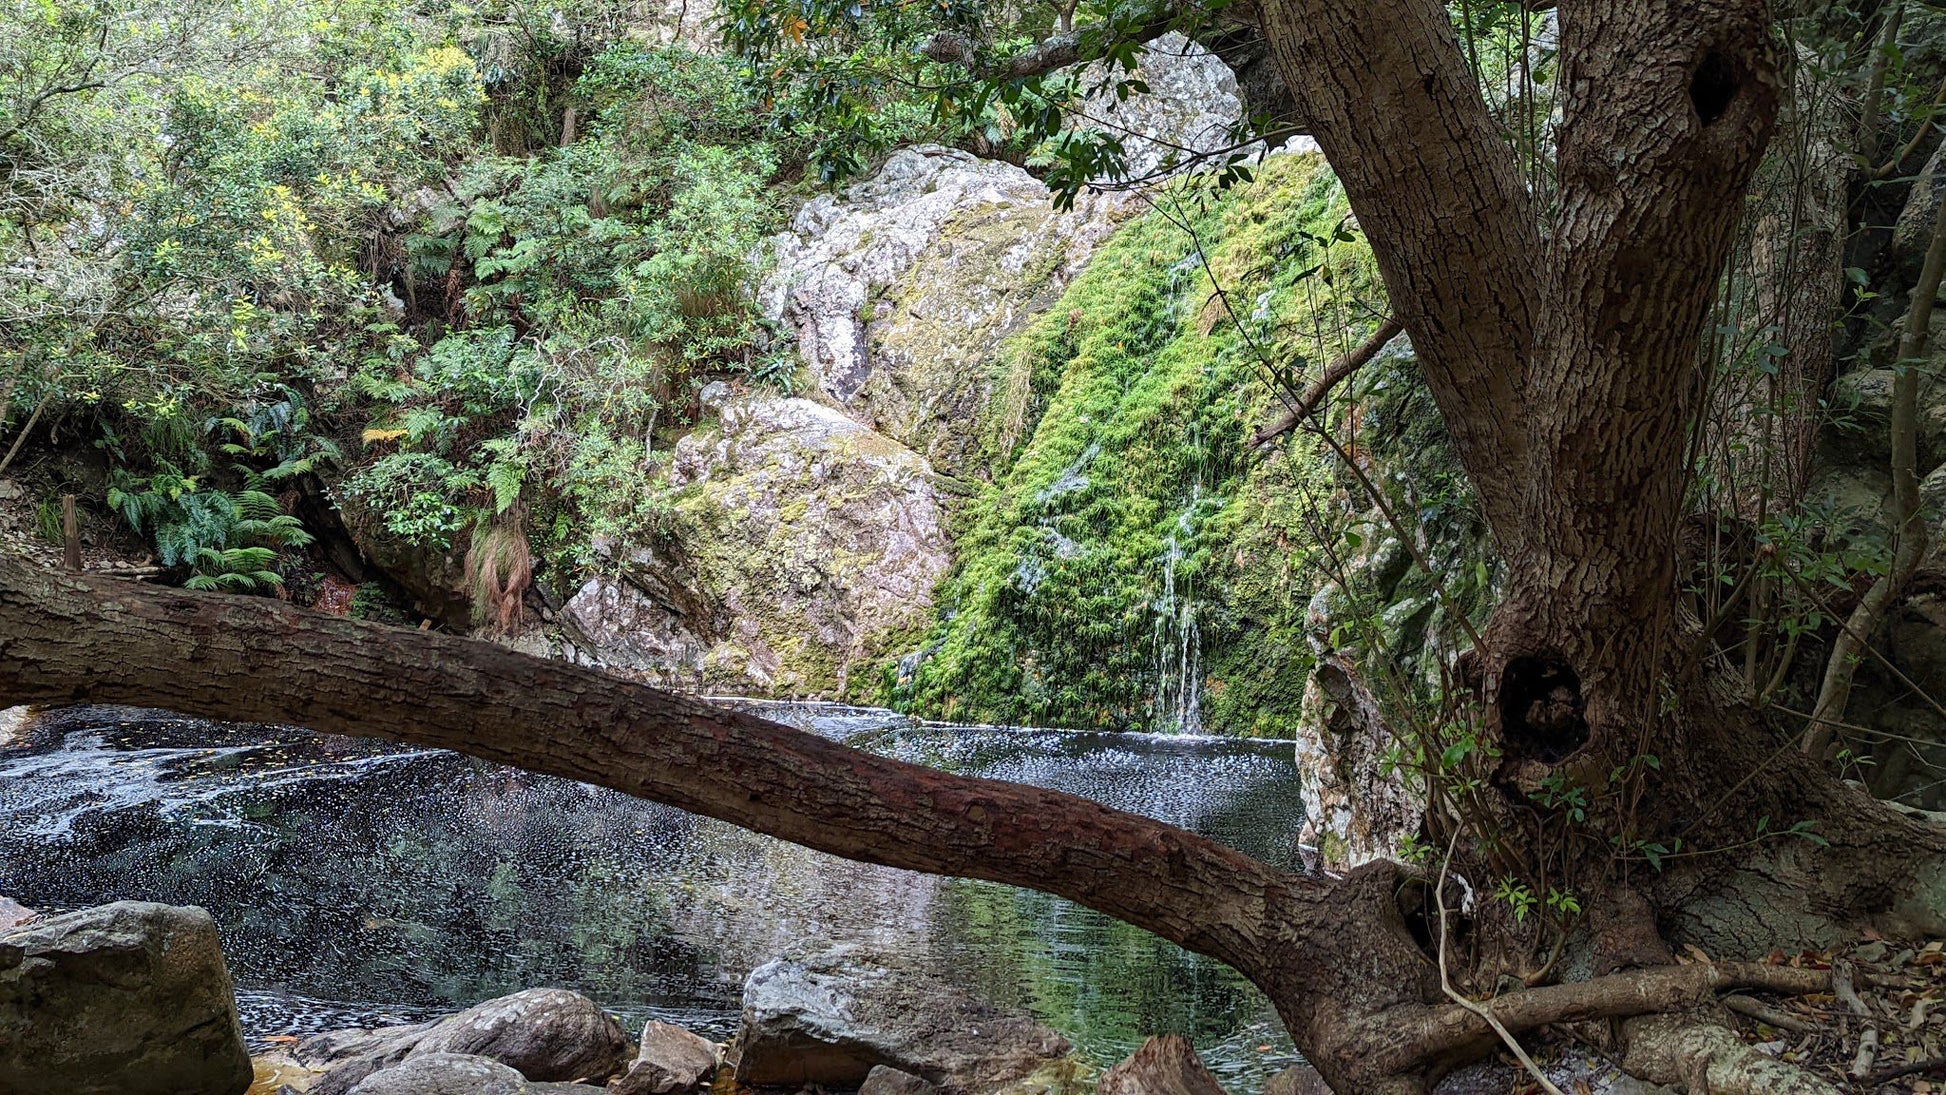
xmin=885 ymin=154 xmax=1490 ymax=734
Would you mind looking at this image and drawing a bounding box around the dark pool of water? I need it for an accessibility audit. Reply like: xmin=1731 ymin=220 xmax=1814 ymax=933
xmin=0 ymin=702 xmax=1304 ymax=1087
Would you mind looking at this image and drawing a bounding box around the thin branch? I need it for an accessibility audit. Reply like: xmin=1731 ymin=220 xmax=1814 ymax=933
xmin=1806 ymin=180 xmax=1946 ymax=756
xmin=921 ymin=14 xmax=1179 ymax=80
xmin=1250 ymin=316 xmax=1404 ymax=447
xmin=1723 ymin=993 xmax=1818 ymax=1033
xmin=1864 ymin=1053 xmax=1946 ymax=1086
xmin=1435 ymin=830 xmax=1568 ymax=1095
xmin=1865 ymin=76 xmax=1946 ymax=181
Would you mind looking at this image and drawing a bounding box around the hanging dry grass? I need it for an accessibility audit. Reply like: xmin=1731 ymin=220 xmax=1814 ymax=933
xmin=465 ymin=513 xmax=532 ymax=634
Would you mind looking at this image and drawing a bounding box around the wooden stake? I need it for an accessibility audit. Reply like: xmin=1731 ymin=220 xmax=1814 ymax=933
xmin=61 ymin=494 xmax=80 ymax=572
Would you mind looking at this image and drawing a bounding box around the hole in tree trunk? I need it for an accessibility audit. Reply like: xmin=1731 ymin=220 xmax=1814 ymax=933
xmin=1689 ymin=51 xmax=1738 ymax=126
xmin=1499 ymin=656 xmax=1589 ymax=763
xmin=1398 ymin=874 xmax=1471 ymax=962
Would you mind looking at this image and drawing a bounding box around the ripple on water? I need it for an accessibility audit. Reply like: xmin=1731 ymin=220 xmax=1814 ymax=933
xmin=0 ymin=703 xmax=1305 ymax=1088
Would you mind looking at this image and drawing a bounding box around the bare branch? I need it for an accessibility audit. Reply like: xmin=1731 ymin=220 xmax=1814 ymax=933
xmin=1250 ymin=316 xmax=1403 ymax=448
xmin=920 ymin=14 xmax=1179 ymax=80
xmin=0 ymin=556 xmax=1315 ymax=979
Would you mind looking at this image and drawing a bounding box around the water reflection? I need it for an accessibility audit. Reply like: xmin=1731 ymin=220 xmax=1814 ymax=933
xmin=0 ymin=703 xmax=1303 ymax=1087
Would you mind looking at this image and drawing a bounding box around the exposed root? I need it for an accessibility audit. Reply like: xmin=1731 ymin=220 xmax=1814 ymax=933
xmin=1721 ymin=994 xmax=1817 ymax=1034
xmin=1622 ymin=1014 xmax=1844 ymax=1095
xmin=1403 ymin=960 xmax=1831 ymax=1061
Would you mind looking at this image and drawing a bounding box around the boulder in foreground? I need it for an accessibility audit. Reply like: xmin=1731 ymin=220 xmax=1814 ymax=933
xmin=1096 ymin=1035 xmax=1227 ymax=1095
xmin=731 ymin=945 xmax=1071 ymax=1091
xmin=610 ymin=1020 xmax=720 ymax=1095
xmin=345 ymin=1051 xmax=527 ymax=1095
xmin=0 ymin=901 xmax=253 ymax=1095
xmin=301 ymin=987 xmax=630 ymax=1094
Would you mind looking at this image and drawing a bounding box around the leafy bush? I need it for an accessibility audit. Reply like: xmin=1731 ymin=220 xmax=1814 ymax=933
xmin=107 ymin=467 xmax=314 ymax=591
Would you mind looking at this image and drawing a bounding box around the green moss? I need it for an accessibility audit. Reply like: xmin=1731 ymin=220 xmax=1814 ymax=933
xmin=886 ymin=154 xmax=1488 ymax=734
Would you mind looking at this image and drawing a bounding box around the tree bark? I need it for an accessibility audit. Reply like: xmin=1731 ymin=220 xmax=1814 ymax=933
xmin=1256 ymin=0 xmax=1538 ymax=536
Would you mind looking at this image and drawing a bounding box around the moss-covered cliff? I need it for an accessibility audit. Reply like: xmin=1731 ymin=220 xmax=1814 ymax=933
xmin=883 ymin=154 xmax=1490 ymax=735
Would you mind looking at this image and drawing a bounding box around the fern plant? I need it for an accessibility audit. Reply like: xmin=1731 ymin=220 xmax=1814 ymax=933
xmin=108 ymin=466 xmax=314 ymax=593
xmin=208 ymin=385 xmax=343 ymax=484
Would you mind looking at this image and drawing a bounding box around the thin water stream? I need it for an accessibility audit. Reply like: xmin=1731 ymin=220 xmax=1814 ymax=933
xmin=0 ymin=702 xmax=1304 ymax=1087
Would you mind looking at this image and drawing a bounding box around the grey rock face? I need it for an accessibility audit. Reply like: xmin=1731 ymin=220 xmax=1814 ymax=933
xmin=759 ymin=39 xmax=1244 ymax=456
xmin=345 ymin=1052 xmax=528 ymax=1095
xmin=732 ymin=945 xmax=1070 ymax=1091
xmin=302 ymin=988 xmax=630 ymax=1095
xmin=1095 ymin=1035 xmax=1227 ymax=1095
xmin=573 ymin=395 xmax=951 ymax=696
xmin=611 ymin=1020 xmax=720 ymax=1095
xmin=860 ymin=1065 xmax=943 ymax=1095
xmin=1078 ymin=34 xmax=1247 ymax=181
xmin=0 ymin=901 xmax=253 ymax=1095
xmin=761 ymin=146 xmax=1106 ymax=410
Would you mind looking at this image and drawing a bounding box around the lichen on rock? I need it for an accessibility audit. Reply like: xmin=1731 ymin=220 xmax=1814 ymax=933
xmin=567 ymin=395 xmax=950 ymax=698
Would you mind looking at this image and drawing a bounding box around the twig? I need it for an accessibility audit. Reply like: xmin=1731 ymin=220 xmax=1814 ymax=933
xmin=1249 ymin=316 xmax=1405 ymax=447
xmin=0 ymin=392 xmax=48 ymax=478
xmin=1437 ymin=831 xmax=1568 ymax=1095
xmin=1864 ymin=1052 xmax=1946 ymax=1086
xmin=1834 ymin=961 xmax=1880 ymax=1079
xmin=1724 ymin=994 xmax=1817 ymax=1034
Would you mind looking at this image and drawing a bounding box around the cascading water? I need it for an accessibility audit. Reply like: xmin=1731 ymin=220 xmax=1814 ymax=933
xmin=1141 ymin=251 xmax=1215 ymax=735
xmin=1152 ymin=498 xmax=1205 ymax=735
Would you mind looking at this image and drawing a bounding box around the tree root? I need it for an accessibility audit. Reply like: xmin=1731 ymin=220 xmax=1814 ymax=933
xmin=1622 ymin=1014 xmax=1843 ymax=1095
xmin=1722 ymin=994 xmax=1817 ymax=1034
xmin=1401 ymin=960 xmax=1831 ymax=1062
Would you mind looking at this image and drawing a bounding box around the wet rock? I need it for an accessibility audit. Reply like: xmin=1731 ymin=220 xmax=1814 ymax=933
xmin=345 ymin=1052 xmax=526 ymax=1095
xmin=1262 ymin=1064 xmax=1331 ymax=1095
xmin=303 ymin=988 xmax=630 ymax=1094
xmin=732 ymin=945 xmax=1070 ymax=1091
xmin=0 ymin=901 xmax=253 ymax=1095
xmin=860 ymin=1065 xmax=941 ymax=1095
xmin=1095 ymin=1035 xmax=1226 ymax=1095
xmin=610 ymin=1020 xmax=720 ymax=1095
xmin=0 ymin=895 xmax=32 ymax=931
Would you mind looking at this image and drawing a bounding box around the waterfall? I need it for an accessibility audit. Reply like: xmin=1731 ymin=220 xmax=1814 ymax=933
xmin=1152 ymin=490 xmax=1205 ymax=734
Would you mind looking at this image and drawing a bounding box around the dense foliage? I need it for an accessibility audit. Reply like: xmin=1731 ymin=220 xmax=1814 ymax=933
xmin=1 ymin=0 xmax=791 ymax=605
xmin=886 ymin=156 xmax=1489 ymax=734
